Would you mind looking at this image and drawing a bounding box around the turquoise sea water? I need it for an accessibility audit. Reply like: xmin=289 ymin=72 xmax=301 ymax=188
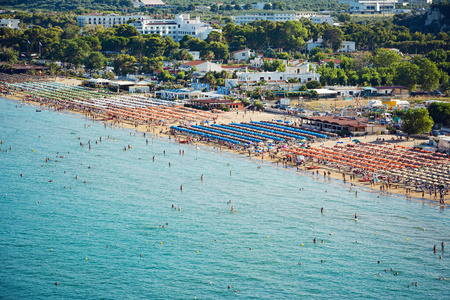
xmin=0 ymin=98 xmax=449 ymax=299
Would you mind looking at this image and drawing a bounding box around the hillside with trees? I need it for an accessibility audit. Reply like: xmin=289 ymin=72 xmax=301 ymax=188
xmin=0 ymin=0 xmax=133 ymax=11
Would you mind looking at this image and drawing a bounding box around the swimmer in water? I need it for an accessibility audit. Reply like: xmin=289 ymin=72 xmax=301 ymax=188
xmin=354 ymin=213 xmax=358 ymax=220
xmin=313 ymin=237 xmax=317 ymax=243
xmin=231 ymin=206 xmax=234 ymax=212
xmin=321 ymin=207 xmax=323 ymax=214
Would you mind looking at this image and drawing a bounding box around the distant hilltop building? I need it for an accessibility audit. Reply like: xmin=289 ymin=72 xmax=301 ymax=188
xmin=338 ymin=0 xmax=397 ymax=13
xmin=234 ymin=12 xmax=334 ymax=25
xmin=0 ymin=18 xmax=20 ymax=30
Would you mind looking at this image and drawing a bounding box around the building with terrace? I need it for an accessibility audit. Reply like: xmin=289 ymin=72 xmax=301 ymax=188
xmin=299 ymin=116 xmax=386 ymax=135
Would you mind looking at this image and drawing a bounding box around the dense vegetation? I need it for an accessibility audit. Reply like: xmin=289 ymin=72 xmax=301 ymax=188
xmin=0 ymin=6 xmax=448 ymax=91
xmin=316 ymin=48 xmax=449 ymax=91
xmin=393 ymin=1 xmax=450 ymax=34
xmin=1 ymin=0 xmax=342 ymax=13
xmin=0 ymin=0 xmax=133 ymax=12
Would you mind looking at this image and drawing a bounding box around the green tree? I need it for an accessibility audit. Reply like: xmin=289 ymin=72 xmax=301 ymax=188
xmin=0 ymin=47 xmax=19 ymax=63
xmin=62 ymin=39 xmax=91 ymax=67
xmin=337 ymin=13 xmax=351 ymax=23
xmin=85 ymin=51 xmax=106 ymax=71
xmin=415 ymin=57 xmax=440 ymax=91
xmin=273 ymin=60 xmax=286 ymax=72
xmin=322 ymin=27 xmax=343 ymax=53
xmin=427 ymin=102 xmax=450 ymax=126
xmin=172 ymin=49 xmax=193 ymax=61
xmin=401 ymin=108 xmax=434 ymax=136
xmin=62 ymin=24 xmax=80 ymax=40
xmin=306 ymin=80 xmax=322 ymax=89
xmin=140 ymin=56 xmax=163 ymax=73
xmin=115 ymin=24 xmax=139 ymax=38
xmin=372 ymin=49 xmax=403 ymax=68
xmin=426 ymin=49 xmax=447 ymax=63
xmin=176 ymin=70 xmax=185 ymax=80
xmin=143 ymin=35 xmax=166 ymax=58
xmin=113 ymin=54 xmax=137 ymax=75
xmin=394 ymin=61 xmax=420 ymax=90
xmin=254 ymin=100 xmax=264 ymax=110
xmin=309 ymin=47 xmax=323 ymax=56
xmin=264 ymin=48 xmax=277 ymax=58
xmin=203 ymin=50 xmax=215 ymax=61
xmin=208 ymin=42 xmax=229 ymax=60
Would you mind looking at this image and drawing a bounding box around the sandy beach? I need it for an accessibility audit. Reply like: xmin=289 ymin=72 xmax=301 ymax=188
xmin=2 ymin=76 xmax=448 ymax=205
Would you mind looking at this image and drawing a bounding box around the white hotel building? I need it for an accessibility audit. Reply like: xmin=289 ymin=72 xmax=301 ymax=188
xmin=77 ymin=14 xmax=216 ymax=42
xmin=338 ymin=0 xmax=397 ymax=12
xmin=234 ymin=12 xmax=316 ymax=25
xmin=133 ymin=14 xmax=216 ymax=42
xmin=77 ymin=14 xmax=143 ymax=28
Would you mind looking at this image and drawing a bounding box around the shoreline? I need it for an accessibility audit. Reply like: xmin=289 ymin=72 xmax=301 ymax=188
xmin=1 ymin=89 xmax=448 ymax=206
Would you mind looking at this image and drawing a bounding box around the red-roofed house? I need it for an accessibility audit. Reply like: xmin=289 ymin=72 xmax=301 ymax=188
xmin=230 ymin=48 xmax=253 ymax=61
xmin=179 ymin=60 xmax=222 ymax=73
xmin=321 ymin=58 xmax=341 ymax=67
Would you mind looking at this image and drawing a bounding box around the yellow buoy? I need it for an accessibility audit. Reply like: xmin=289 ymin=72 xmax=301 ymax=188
xmin=160 ymin=242 xmax=163 ymax=245
xmin=50 ymin=248 xmax=53 ymax=252
xmin=85 ymin=257 xmax=88 ymax=261
xmin=32 ymin=149 xmax=35 ymax=151
xmin=301 ymin=244 xmax=304 ymax=247
xmin=267 ymin=236 xmax=269 ymax=239
xmin=376 ymin=231 xmax=378 ymax=234
xmin=197 ymin=251 xmax=199 ymax=254
xmin=406 ymin=238 xmax=409 ymax=241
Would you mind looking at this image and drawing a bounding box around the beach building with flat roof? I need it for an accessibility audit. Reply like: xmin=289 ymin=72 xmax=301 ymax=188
xmin=156 ymin=88 xmax=202 ymax=100
xmin=139 ymin=0 xmax=166 ymax=7
xmin=374 ymin=86 xmax=409 ymax=97
xmin=300 ymin=115 xmax=386 ymax=135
